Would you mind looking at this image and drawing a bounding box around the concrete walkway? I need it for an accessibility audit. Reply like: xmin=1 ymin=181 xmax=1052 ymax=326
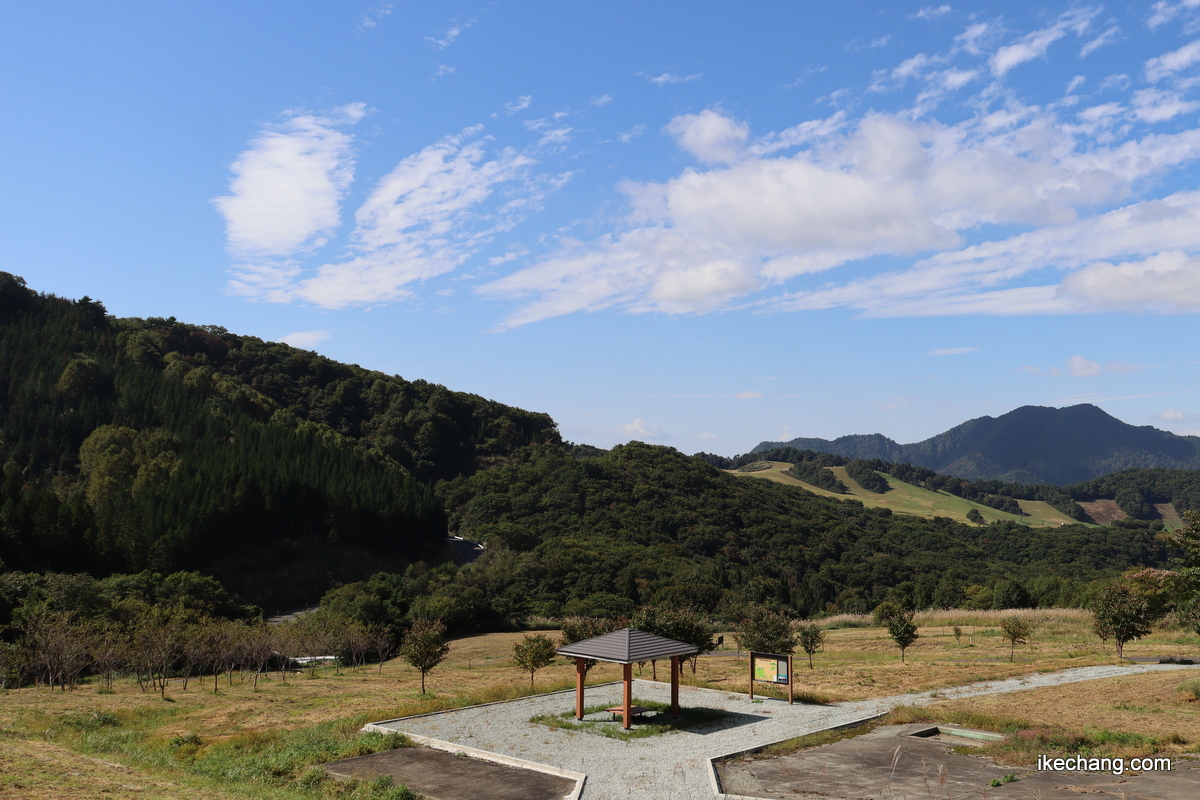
xmin=367 ymin=663 xmax=1200 ymax=800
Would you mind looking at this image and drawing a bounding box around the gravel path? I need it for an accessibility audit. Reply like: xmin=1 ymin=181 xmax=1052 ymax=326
xmin=369 ymin=663 xmax=1200 ymax=800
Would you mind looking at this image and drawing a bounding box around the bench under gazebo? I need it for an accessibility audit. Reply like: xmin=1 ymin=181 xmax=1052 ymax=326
xmin=556 ymin=627 xmax=699 ymax=730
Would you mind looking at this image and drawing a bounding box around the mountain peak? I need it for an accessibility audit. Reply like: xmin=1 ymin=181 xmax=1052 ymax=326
xmin=754 ymin=405 xmax=1200 ymax=484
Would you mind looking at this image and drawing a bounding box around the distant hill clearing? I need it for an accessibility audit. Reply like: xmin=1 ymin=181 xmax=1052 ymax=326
xmin=729 ymin=462 xmax=1092 ymax=527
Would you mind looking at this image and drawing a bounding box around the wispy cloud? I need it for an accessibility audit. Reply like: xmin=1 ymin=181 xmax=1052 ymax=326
xmin=505 ymin=95 xmax=532 ymax=114
xmin=482 ymin=88 xmax=1200 ymax=326
xmin=648 ymin=72 xmax=701 ymax=86
xmin=280 ymin=330 xmax=330 ymax=349
xmin=618 ymin=124 xmax=646 ymax=144
xmin=621 ymin=418 xmax=662 ymax=438
xmin=911 ymin=5 xmax=951 ymax=20
xmin=1145 ymin=39 xmax=1200 ymax=81
xmin=1081 ymin=25 xmax=1120 ymax=57
xmin=734 ymin=391 xmax=764 ymax=399
xmin=227 ymin=120 xmax=572 ymax=308
xmin=591 ymin=94 xmax=613 ymax=106
xmin=990 ymin=7 xmax=1100 ymax=76
xmin=1148 ymin=0 xmax=1200 ymax=31
xmin=927 ymin=347 xmax=978 ymax=356
xmin=358 ymin=2 xmax=394 ymax=32
xmin=426 ymin=19 xmax=473 ymax=49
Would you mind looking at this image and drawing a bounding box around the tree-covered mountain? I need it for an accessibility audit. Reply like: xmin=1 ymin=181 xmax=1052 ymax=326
xmin=0 ymin=272 xmax=1180 ymax=617
xmin=753 ymin=404 xmax=1200 ymax=485
xmin=0 ymin=272 xmax=555 ymax=607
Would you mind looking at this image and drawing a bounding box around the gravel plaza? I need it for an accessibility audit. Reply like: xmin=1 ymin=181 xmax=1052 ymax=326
xmin=362 ymin=662 xmax=1200 ymax=800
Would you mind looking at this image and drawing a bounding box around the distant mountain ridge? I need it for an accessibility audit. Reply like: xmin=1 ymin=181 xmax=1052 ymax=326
xmin=753 ymin=404 xmax=1200 ymax=485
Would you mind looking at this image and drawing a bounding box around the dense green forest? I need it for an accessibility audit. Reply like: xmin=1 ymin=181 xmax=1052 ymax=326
xmin=0 ymin=272 xmax=1188 ymax=624
xmin=0 ymin=272 xmax=552 ymax=607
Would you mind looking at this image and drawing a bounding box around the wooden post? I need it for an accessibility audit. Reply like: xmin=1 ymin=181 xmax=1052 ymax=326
xmin=748 ymin=652 xmax=755 ymax=700
xmin=670 ymin=655 xmax=680 ymax=718
xmin=575 ymin=658 xmax=585 ymax=720
xmin=622 ymin=663 xmax=633 ymax=730
xmin=787 ymin=655 xmax=794 ymax=705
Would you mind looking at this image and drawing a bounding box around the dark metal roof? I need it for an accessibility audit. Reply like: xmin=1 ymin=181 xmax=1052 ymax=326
xmin=556 ymin=627 xmax=699 ymax=664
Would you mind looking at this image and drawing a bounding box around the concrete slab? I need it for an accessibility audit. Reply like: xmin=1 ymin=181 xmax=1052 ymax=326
xmin=325 ymin=746 xmax=577 ymax=800
xmin=716 ymin=723 xmax=1200 ymax=800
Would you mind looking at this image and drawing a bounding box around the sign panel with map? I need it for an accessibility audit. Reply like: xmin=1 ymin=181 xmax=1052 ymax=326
xmin=753 ymin=657 xmax=788 ymax=684
xmin=749 ymin=651 xmax=794 ymax=703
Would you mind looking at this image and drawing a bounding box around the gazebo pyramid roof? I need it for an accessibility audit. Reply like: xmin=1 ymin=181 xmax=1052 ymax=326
xmin=556 ymin=627 xmax=698 ymax=665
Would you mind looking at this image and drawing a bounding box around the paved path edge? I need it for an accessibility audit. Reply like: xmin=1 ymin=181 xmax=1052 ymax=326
xmin=360 ymin=723 xmax=586 ymax=800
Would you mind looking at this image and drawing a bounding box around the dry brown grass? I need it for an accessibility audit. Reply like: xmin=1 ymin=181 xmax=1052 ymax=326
xmin=2 ymin=618 xmax=1198 ymax=797
xmin=0 ymin=736 xmax=250 ymax=800
xmin=900 ymin=669 xmax=1200 ymax=763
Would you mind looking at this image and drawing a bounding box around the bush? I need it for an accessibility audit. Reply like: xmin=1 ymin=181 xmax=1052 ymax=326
xmin=845 ymin=460 xmax=890 ymax=493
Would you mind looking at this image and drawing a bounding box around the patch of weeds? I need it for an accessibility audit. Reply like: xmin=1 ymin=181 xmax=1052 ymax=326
xmin=1180 ymin=679 xmax=1200 ymax=700
xmin=1112 ymin=702 xmax=1156 ymax=713
xmin=65 ymin=711 xmax=121 ymax=732
xmin=529 ymin=700 xmax=730 ymax=740
xmin=169 ymin=732 xmax=203 ymax=748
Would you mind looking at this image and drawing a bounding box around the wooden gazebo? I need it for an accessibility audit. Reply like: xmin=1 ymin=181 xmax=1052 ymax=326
xmin=556 ymin=628 xmax=699 ymax=730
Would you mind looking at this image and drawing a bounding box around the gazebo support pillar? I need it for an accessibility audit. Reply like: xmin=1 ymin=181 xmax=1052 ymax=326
xmin=670 ymin=655 xmax=680 ymax=718
xmin=622 ymin=663 xmax=633 ymax=729
xmin=575 ymin=658 xmax=586 ymax=720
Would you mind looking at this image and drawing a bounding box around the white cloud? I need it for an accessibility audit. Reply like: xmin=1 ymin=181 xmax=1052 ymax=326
xmin=489 ymin=247 xmax=528 ymax=266
xmin=664 ymin=109 xmax=749 ymax=164
xmin=912 ymin=6 xmax=952 ymax=20
xmin=1066 ymin=355 xmax=1102 ymax=376
xmin=1067 ymin=75 xmax=1087 ymax=94
xmin=955 ymin=22 xmax=991 ymax=55
xmin=734 ymin=391 xmax=764 ymax=399
xmin=870 ymin=35 xmax=892 ymax=49
xmin=621 ymin=418 xmax=661 ymax=438
xmin=230 ymin=125 xmax=570 ymax=308
xmin=280 ymin=330 xmax=330 ymax=349
xmin=1145 ymin=39 xmax=1200 ymax=81
xmin=591 ymin=94 xmax=613 ymax=106
xmin=537 ymin=128 xmax=572 ymax=147
xmin=214 ymin=104 xmax=365 ymax=260
xmin=1131 ymin=88 xmax=1200 ymax=122
xmin=697 ymin=432 xmax=718 ymax=440
xmin=648 ymin=72 xmax=701 ymax=86
xmin=505 ymin=95 xmax=532 ymax=114
xmin=426 ymin=20 xmax=473 ymax=49
xmin=927 ymin=347 xmax=978 ymax=356
xmin=1148 ymin=0 xmax=1200 ymax=30
xmin=433 ymin=64 xmax=455 ymax=77
xmin=482 ymin=98 xmax=1200 ymax=326
xmin=618 ymin=124 xmax=646 ymax=144
xmin=990 ymin=7 xmax=1099 ymax=76
xmin=1081 ymin=25 xmax=1120 ymax=57
xmin=1101 ymin=73 xmax=1132 ymax=90
xmin=358 ymin=2 xmax=393 ymax=31
xmin=1058 ymin=250 xmax=1200 ymax=312
xmin=1159 ymin=408 xmax=1186 ymax=420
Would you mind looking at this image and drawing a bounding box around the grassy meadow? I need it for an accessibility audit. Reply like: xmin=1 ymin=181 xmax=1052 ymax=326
xmin=729 ymin=462 xmax=1089 ymax=527
xmin=2 ymin=611 xmax=1199 ymax=798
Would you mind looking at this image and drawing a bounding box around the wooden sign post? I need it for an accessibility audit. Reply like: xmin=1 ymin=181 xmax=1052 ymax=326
xmin=748 ymin=651 xmax=794 ymax=704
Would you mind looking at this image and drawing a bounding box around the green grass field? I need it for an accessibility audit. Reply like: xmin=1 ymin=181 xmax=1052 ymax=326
xmin=729 ymin=462 xmax=1090 ymax=527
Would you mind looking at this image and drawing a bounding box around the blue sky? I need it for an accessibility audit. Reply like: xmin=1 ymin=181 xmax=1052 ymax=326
xmin=7 ymin=1 xmax=1200 ymax=454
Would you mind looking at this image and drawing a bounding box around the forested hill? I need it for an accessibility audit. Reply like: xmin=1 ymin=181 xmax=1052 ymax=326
xmin=753 ymin=404 xmax=1200 ymax=485
xmin=0 ymin=272 xmax=556 ymax=605
xmin=0 ymin=272 xmax=1178 ymax=615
